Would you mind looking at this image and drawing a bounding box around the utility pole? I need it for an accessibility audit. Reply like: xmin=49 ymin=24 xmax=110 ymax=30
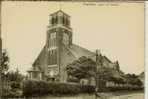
xmin=95 ymin=49 xmax=99 ymax=99
xmin=95 ymin=49 xmax=103 ymax=99
xmin=85 ymin=49 xmax=101 ymax=99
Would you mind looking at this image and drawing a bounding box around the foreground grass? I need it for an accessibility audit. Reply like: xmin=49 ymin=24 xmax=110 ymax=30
xmin=24 ymin=90 xmax=144 ymax=99
xmin=1 ymin=90 xmax=144 ymax=99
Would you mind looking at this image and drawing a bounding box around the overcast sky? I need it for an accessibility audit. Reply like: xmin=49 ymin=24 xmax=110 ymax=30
xmin=1 ymin=1 xmax=144 ymax=75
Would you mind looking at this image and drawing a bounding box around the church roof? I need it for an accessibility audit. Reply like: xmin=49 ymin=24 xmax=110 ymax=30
xmin=32 ymin=46 xmax=47 ymax=71
xmin=32 ymin=43 xmax=96 ymax=71
xmin=32 ymin=43 xmax=118 ymax=73
xmin=68 ymin=44 xmax=95 ymax=59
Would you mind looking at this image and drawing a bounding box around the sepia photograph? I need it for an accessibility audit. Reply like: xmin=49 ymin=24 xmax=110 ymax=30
xmin=0 ymin=1 xmax=145 ymax=99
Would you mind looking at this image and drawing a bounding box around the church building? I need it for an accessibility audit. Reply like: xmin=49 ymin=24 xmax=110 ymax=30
xmin=28 ymin=10 xmax=120 ymax=82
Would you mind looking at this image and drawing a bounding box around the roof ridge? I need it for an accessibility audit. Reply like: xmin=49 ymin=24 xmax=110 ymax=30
xmin=103 ymin=55 xmax=112 ymax=63
xmin=33 ymin=45 xmax=46 ymax=66
xmin=72 ymin=44 xmax=95 ymax=55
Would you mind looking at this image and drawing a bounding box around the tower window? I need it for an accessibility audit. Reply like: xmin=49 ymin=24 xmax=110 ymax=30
xmin=50 ymin=32 xmax=56 ymax=39
xmin=59 ymin=16 xmax=62 ymax=24
xmin=67 ymin=19 xmax=69 ymax=26
xmin=49 ymin=32 xmax=56 ymax=48
xmin=63 ymin=33 xmax=69 ymax=45
xmin=55 ymin=15 xmax=58 ymax=24
xmin=63 ymin=16 xmax=65 ymax=25
xmin=51 ymin=17 xmax=55 ymax=25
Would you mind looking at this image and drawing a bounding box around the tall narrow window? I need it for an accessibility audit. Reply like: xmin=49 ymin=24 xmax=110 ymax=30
xmin=55 ymin=15 xmax=58 ymax=24
xmin=59 ymin=16 xmax=62 ymax=24
xmin=63 ymin=33 xmax=69 ymax=45
xmin=52 ymin=17 xmax=55 ymax=25
xmin=51 ymin=17 xmax=54 ymax=25
xmin=67 ymin=19 xmax=70 ymax=26
xmin=48 ymin=49 xmax=57 ymax=65
xmin=49 ymin=32 xmax=56 ymax=49
xmin=62 ymin=16 xmax=64 ymax=25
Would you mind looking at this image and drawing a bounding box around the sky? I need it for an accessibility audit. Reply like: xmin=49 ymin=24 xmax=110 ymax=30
xmin=1 ymin=1 xmax=144 ymax=75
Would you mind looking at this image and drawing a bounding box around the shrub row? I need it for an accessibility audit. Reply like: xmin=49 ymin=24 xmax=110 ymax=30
xmin=106 ymin=86 xmax=144 ymax=92
xmin=23 ymin=80 xmax=95 ymax=97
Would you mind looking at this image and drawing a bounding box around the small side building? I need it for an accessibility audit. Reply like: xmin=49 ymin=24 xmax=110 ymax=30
xmin=28 ymin=66 xmax=42 ymax=80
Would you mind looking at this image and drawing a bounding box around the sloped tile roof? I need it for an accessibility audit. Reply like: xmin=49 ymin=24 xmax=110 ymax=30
xmin=33 ymin=46 xmax=47 ymax=71
xmin=68 ymin=44 xmax=96 ymax=59
xmin=32 ymin=43 xmax=119 ymax=73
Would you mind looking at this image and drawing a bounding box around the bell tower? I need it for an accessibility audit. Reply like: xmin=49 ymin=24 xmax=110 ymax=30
xmin=47 ymin=10 xmax=72 ymax=49
xmin=45 ymin=10 xmax=73 ymax=81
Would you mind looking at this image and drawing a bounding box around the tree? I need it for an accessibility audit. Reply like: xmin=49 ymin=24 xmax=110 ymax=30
xmin=1 ymin=49 xmax=9 ymax=75
xmin=0 ymin=49 xmax=9 ymax=97
xmin=0 ymin=49 xmax=9 ymax=83
xmin=6 ymin=69 xmax=24 ymax=82
xmin=6 ymin=69 xmax=24 ymax=89
xmin=125 ymin=73 xmax=142 ymax=87
xmin=66 ymin=56 xmax=96 ymax=81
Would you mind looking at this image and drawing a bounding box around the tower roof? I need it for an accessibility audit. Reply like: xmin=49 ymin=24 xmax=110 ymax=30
xmin=50 ymin=10 xmax=70 ymax=17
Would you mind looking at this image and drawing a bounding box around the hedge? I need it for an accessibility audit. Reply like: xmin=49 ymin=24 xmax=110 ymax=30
xmin=23 ymin=80 xmax=95 ymax=97
xmin=106 ymin=86 xmax=144 ymax=92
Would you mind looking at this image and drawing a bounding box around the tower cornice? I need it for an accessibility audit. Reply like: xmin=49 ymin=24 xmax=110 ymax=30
xmin=47 ymin=25 xmax=72 ymax=32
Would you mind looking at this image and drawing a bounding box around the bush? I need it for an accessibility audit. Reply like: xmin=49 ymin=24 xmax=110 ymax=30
xmin=81 ymin=85 xmax=95 ymax=93
xmin=11 ymin=81 xmax=21 ymax=89
xmin=106 ymin=85 xmax=143 ymax=92
xmin=2 ymin=88 xmax=23 ymax=98
xmin=23 ymin=80 xmax=95 ymax=97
